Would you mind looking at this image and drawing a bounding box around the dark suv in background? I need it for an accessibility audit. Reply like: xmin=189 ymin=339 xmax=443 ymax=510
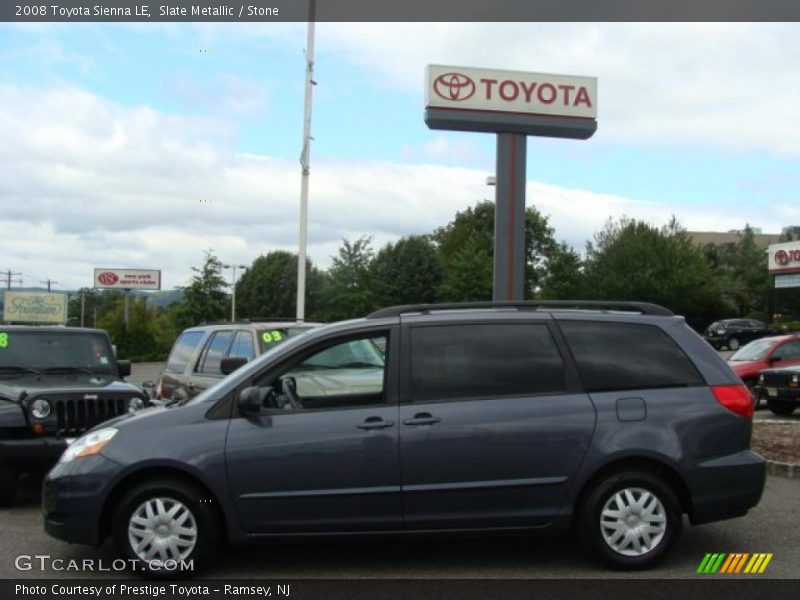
xmin=704 ymin=319 xmax=779 ymax=351
xmin=0 ymin=326 xmax=148 ymax=505
xmin=155 ymin=320 xmax=321 ymax=402
xmin=43 ymin=301 xmax=765 ymax=576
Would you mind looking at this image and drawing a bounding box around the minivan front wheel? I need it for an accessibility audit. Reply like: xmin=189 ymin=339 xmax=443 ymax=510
xmin=578 ymin=471 xmax=681 ymax=569
xmin=727 ymin=337 xmax=740 ymax=351
xmin=113 ymin=479 xmax=220 ymax=577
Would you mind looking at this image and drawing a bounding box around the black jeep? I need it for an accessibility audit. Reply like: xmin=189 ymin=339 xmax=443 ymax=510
xmin=0 ymin=326 xmax=149 ymax=505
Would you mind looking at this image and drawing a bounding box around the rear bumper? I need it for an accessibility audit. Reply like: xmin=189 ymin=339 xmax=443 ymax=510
xmin=0 ymin=438 xmax=67 ymax=472
xmin=686 ymin=450 xmax=766 ymax=525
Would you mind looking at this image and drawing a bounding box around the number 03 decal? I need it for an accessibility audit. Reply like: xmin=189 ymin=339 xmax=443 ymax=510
xmin=262 ymin=330 xmax=284 ymax=343
xmin=0 ymin=333 xmax=8 ymax=348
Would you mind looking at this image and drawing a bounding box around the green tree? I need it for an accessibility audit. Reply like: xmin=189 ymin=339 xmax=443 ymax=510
xmin=539 ymin=242 xmax=585 ymax=299
xmin=172 ymin=250 xmax=229 ymax=329
xmin=370 ymin=235 xmax=443 ymax=307
xmin=96 ymin=297 xmax=169 ymax=361
xmin=433 ymin=200 xmax=556 ymax=301
xmin=711 ymin=226 xmax=770 ymax=317
xmin=236 ymin=251 xmax=324 ymax=320
xmin=320 ymin=237 xmax=377 ymax=320
xmin=583 ymin=216 xmax=723 ymax=327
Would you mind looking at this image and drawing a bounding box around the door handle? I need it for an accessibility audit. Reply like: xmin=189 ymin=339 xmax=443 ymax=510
xmin=403 ymin=413 xmax=441 ymax=426
xmin=356 ymin=417 xmax=395 ymax=430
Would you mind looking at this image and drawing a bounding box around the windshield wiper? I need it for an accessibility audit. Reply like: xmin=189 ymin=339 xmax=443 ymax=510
xmin=338 ymin=361 xmax=384 ymax=369
xmin=41 ymin=367 xmax=93 ymax=375
xmin=0 ymin=365 xmax=42 ymax=375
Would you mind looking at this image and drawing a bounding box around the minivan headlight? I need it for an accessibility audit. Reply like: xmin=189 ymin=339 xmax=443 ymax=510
xmin=59 ymin=428 xmax=118 ymax=463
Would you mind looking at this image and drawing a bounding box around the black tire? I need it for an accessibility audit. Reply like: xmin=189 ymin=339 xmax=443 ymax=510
xmin=0 ymin=467 xmax=18 ymax=507
xmin=578 ymin=470 xmax=682 ymax=570
xmin=727 ymin=337 xmax=740 ymax=351
xmin=767 ymin=400 xmax=796 ymax=417
xmin=113 ymin=478 xmax=221 ymax=578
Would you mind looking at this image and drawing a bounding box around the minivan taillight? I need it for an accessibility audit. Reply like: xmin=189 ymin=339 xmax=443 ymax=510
xmin=711 ymin=384 xmax=753 ymax=418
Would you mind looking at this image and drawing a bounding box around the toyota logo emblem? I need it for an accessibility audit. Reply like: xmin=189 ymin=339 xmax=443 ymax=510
xmin=775 ymin=249 xmax=790 ymax=266
xmin=433 ymin=72 xmax=476 ymax=102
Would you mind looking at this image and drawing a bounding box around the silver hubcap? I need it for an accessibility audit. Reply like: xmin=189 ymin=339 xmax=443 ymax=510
xmin=600 ymin=487 xmax=667 ymax=557
xmin=128 ymin=497 xmax=198 ymax=563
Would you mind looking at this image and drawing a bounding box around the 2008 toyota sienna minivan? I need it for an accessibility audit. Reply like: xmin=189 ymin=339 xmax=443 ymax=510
xmin=43 ymin=301 xmax=766 ymax=576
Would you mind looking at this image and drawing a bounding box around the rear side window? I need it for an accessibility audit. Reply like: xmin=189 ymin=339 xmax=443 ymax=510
xmin=165 ymin=331 xmax=205 ymax=374
xmin=197 ymin=330 xmax=235 ymax=375
xmin=410 ymin=323 xmax=565 ymax=403
xmin=559 ymin=321 xmax=704 ymax=392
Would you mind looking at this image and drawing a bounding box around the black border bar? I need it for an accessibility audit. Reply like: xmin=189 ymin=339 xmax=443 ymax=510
xmin=4 ymin=0 xmax=800 ymax=22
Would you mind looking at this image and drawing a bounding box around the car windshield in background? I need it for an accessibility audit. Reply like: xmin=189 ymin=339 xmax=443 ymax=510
xmin=258 ymin=326 xmax=316 ymax=351
xmin=0 ymin=331 xmax=116 ymax=375
xmin=729 ymin=338 xmax=773 ymax=362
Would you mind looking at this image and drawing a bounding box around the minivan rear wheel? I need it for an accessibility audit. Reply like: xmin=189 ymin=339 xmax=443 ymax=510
xmin=578 ymin=471 xmax=681 ymax=569
xmin=113 ymin=479 xmax=220 ymax=577
xmin=727 ymin=337 xmax=740 ymax=351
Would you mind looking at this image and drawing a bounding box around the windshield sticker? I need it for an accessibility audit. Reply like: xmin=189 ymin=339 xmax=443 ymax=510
xmin=99 ymin=357 xmax=109 ymax=365
xmin=0 ymin=333 xmax=8 ymax=348
xmin=262 ymin=330 xmax=284 ymax=343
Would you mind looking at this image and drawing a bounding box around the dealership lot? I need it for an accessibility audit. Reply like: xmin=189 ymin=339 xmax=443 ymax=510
xmin=1 ymin=474 xmax=798 ymax=579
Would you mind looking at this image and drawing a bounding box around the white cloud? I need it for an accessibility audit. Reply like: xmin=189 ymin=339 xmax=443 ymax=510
xmin=0 ymin=83 xmax=791 ymax=293
xmin=317 ymin=23 xmax=800 ymax=156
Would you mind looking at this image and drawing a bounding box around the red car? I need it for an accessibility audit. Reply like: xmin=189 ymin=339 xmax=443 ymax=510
xmin=727 ymin=334 xmax=800 ymax=404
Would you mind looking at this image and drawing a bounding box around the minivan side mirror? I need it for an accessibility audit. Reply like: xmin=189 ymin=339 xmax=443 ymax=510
xmin=238 ymin=386 xmax=272 ymax=414
xmin=221 ymin=356 xmax=248 ymax=375
xmin=117 ymin=360 xmax=132 ymax=378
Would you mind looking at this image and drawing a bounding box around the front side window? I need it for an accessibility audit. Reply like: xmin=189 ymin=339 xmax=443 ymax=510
xmin=773 ymin=340 xmax=800 ymax=361
xmin=410 ymin=323 xmax=565 ymax=403
xmin=197 ymin=330 xmax=234 ymax=375
xmin=255 ymin=334 xmax=388 ymax=412
xmin=559 ymin=321 xmax=704 ymax=392
xmin=228 ymin=331 xmax=256 ymax=361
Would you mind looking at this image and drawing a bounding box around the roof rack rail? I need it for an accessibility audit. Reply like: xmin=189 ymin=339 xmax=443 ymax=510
xmin=366 ymin=300 xmax=673 ymax=319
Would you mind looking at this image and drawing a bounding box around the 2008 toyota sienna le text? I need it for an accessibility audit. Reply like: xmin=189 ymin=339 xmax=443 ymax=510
xmin=43 ymin=301 xmax=766 ymax=576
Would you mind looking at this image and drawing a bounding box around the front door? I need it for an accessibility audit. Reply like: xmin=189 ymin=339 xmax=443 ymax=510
xmin=225 ymin=329 xmax=401 ymax=534
xmin=398 ymin=318 xmax=596 ymax=530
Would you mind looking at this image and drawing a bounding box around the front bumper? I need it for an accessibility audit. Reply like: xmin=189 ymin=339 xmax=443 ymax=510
xmin=0 ymin=437 xmax=68 ymax=472
xmin=686 ymin=450 xmax=766 ymax=525
xmin=43 ymin=454 xmax=123 ymax=546
xmin=762 ymin=385 xmax=800 ymax=404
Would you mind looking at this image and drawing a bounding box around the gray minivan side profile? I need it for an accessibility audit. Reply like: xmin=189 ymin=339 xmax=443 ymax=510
xmin=43 ymin=302 xmax=765 ymax=576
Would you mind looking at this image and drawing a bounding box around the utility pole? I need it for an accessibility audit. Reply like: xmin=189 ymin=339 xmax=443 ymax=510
xmin=40 ymin=279 xmax=58 ymax=292
xmin=5 ymin=270 xmax=22 ymax=290
xmin=295 ymin=0 xmax=316 ymax=322
xmin=223 ymin=264 xmax=247 ymax=322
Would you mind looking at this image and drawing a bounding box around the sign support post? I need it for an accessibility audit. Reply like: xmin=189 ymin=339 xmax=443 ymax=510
xmin=425 ymin=65 xmax=597 ymax=301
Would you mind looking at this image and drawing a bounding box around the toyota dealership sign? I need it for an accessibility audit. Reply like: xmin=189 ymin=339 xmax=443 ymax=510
xmin=768 ymin=241 xmax=800 ymax=275
xmin=94 ymin=268 xmax=161 ymax=290
xmin=426 ymin=65 xmax=597 ymax=120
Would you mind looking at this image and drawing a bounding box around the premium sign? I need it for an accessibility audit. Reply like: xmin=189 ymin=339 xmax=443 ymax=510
xmin=3 ymin=291 xmax=68 ymax=324
xmin=94 ymin=268 xmax=161 ymax=290
xmin=768 ymin=241 xmax=800 ymax=275
xmin=426 ymin=65 xmax=598 ymax=119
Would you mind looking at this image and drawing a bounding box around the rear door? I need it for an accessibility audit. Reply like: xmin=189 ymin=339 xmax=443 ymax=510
xmin=398 ymin=315 xmax=596 ymax=530
xmin=188 ymin=330 xmax=235 ymax=397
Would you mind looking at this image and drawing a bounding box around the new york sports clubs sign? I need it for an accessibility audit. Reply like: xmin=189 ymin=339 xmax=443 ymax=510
xmin=426 ymin=65 xmax=597 ymax=119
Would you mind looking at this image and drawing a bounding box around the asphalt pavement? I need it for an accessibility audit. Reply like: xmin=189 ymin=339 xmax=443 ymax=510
xmin=1 ymin=474 xmax=797 ymax=579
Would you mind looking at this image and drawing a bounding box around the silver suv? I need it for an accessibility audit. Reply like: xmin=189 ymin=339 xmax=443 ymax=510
xmin=155 ymin=320 xmax=321 ymax=402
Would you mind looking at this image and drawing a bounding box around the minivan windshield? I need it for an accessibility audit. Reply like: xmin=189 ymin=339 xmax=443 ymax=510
xmin=729 ymin=338 xmax=773 ymax=362
xmin=0 ymin=330 xmax=117 ymax=376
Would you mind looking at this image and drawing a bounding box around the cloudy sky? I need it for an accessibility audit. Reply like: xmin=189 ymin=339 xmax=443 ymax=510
xmin=1 ymin=22 xmax=799 ymax=291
